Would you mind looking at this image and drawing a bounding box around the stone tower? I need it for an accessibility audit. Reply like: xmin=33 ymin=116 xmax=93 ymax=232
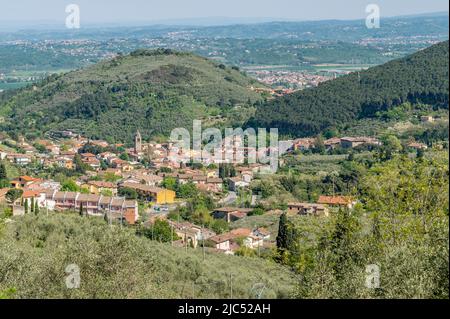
xmin=134 ymin=130 xmax=142 ymax=153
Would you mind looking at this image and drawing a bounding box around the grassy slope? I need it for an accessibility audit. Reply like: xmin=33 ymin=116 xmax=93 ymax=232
xmin=0 ymin=213 xmax=295 ymax=299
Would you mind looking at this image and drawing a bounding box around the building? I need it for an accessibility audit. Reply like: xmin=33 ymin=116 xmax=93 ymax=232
xmin=135 ymin=130 xmax=142 ymax=153
xmin=420 ymin=115 xmax=434 ymax=123
xmin=169 ymin=221 xmax=216 ymax=248
xmin=43 ymin=190 xmax=138 ymax=224
xmin=11 ymin=176 xmax=41 ymax=189
xmin=317 ymin=196 xmax=357 ymax=209
xmin=212 ymin=207 xmax=253 ymax=223
xmin=288 ymin=202 xmax=329 ymax=217
xmin=82 ymin=181 xmax=118 ymax=195
xmin=407 ymin=141 xmax=428 ymax=150
xmin=340 ymin=137 xmax=380 ymax=149
xmin=120 ymin=182 xmax=176 ymax=204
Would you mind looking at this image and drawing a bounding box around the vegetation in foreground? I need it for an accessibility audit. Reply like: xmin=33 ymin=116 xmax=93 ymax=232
xmin=0 ymin=213 xmax=295 ymax=299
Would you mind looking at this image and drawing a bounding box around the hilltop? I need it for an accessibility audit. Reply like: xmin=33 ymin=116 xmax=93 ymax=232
xmin=250 ymin=41 xmax=449 ymax=137
xmin=0 ymin=49 xmax=265 ymax=143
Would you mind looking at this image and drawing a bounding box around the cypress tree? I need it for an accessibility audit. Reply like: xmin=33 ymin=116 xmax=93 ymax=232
xmin=0 ymin=162 xmax=7 ymax=180
xmin=79 ymin=202 xmax=84 ymax=216
xmin=276 ymin=212 xmax=289 ymax=250
xmin=34 ymin=201 xmax=40 ymax=215
xmin=30 ymin=197 xmax=35 ymax=214
xmin=24 ymin=199 xmax=28 ymax=214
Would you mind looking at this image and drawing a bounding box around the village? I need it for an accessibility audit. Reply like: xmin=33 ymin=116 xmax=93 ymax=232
xmin=0 ymin=126 xmax=430 ymax=256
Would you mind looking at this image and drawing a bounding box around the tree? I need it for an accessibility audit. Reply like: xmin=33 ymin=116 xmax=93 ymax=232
xmin=34 ymin=201 xmax=40 ymax=215
xmin=119 ymin=152 xmax=129 ymax=161
xmin=24 ymin=199 xmax=29 ymax=214
xmin=118 ymin=187 xmax=138 ymax=200
xmin=79 ymin=202 xmax=84 ymax=216
xmin=61 ymin=179 xmax=80 ymax=192
xmin=0 ymin=162 xmax=7 ymax=180
xmin=380 ymin=135 xmax=402 ymax=160
xmin=138 ymin=219 xmax=179 ymax=243
xmin=30 ymin=197 xmax=35 ymax=214
xmin=74 ymin=154 xmax=87 ymax=173
xmin=162 ymin=177 xmax=177 ymax=191
xmin=210 ymin=219 xmax=229 ymax=234
xmin=313 ymin=135 xmax=326 ymax=154
xmin=276 ymin=213 xmax=295 ymax=255
xmin=6 ymin=189 xmax=23 ymax=203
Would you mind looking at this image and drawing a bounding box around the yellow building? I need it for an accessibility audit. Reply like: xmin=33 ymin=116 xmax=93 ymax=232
xmin=121 ymin=182 xmax=175 ymax=204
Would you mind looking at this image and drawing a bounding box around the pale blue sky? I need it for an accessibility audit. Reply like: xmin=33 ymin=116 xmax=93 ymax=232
xmin=0 ymin=0 xmax=448 ymax=25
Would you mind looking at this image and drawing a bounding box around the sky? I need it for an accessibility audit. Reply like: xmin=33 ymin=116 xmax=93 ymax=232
xmin=0 ymin=0 xmax=448 ymax=26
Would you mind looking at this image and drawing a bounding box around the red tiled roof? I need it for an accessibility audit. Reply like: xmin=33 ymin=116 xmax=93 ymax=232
xmin=317 ymin=196 xmax=354 ymax=205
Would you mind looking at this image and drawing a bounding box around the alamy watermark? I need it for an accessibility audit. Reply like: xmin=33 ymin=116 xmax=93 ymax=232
xmin=65 ymin=4 xmax=80 ymax=29
xmin=365 ymin=264 xmax=380 ymax=289
xmin=366 ymin=4 xmax=381 ymax=29
xmin=65 ymin=263 xmax=81 ymax=289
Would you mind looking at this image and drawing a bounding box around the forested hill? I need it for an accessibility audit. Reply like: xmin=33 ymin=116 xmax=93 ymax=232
xmin=0 ymin=49 xmax=265 ymax=143
xmin=249 ymin=41 xmax=449 ymax=137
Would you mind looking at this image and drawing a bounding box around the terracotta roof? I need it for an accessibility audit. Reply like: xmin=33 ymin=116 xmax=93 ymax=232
xmin=209 ymin=234 xmax=233 ymax=244
xmin=20 ymin=175 xmax=37 ymax=182
xmin=87 ymin=181 xmax=117 ymax=188
xmin=229 ymin=228 xmax=252 ymax=238
xmin=317 ymin=196 xmax=355 ymax=206
xmin=121 ymin=182 xmax=169 ymax=194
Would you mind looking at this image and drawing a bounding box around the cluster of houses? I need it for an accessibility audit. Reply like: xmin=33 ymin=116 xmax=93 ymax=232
xmin=287 ymin=195 xmax=357 ymax=217
xmin=0 ymin=129 xmax=368 ymax=256
xmin=165 ymin=218 xmax=271 ymax=254
xmin=4 ymin=175 xmax=139 ymax=225
xmin=290 ymin=136 xmax=382 ymax=152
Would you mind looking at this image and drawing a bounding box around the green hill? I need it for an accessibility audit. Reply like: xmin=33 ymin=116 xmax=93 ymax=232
xmin=249 ymin=41 xmax=449 ymax=137
xmin=0 ymin=49 xmax=265 ymax=143
xmin=0 ymin=213 xmax=295 ymax=299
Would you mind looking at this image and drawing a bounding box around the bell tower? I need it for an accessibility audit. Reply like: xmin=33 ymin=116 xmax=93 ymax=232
xmin=134 ymin=130 xmax=142 ymax=153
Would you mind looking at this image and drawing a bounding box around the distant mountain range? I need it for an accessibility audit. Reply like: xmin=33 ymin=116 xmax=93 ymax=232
xmin=1 ymin=12 xmax=447 ymax=41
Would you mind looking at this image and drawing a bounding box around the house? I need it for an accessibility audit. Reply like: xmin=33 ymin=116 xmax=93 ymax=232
xmin=43 ymin=191 xmax=138 ymax=224
xmin=292 ymin=138 xmax=316 ymax=151
xmin=169 ymin=221 xmax=216 ymax=248
xmin=55 ymin=156 xmax=74 ymax=169
xmin=288 ymin=202 xmax=329 ymax=217
xmin=120 ymin=182 xmax=176 ymax=204
xmin=82 ymin=181 xmax=118 ymax=195
xmin=208 ymin=233 xmax=232 ymax=252
xmin=123 ymin=172 xmax=163 ymax=187
xmin=11 ymin=176 xmax=41 ymax=189
xmin=420 ymin=115 xmax=434 ymax=123
xmin=204 ymin=177 xmax=223 ymax=192
xmin=111 ymin=158 xmax=134 ymax=172
xmin=228 ymin=176 xmax=250 ymax=191
xmin=407 ymin=141 xmax=428 ymax=150
xmin=317 ymin=196 xmax=357 ymax=209
xmin=229 ymin=228 xmax=264 ymax=249
xmin=22 ymin=189 xmax=46 ymax=210
xmin=82 ymin=156 xmax=101 ymax=170
xmin=253 ymin=227 xmax=271 ymax=241
xmin=212 ymin=207 xmax=253 ymax=223
xmin=6 ymin=153 xmax=32 ymax=166
xmin=324 ymin=137 xmax=342 ymax=150
xmin=208 ymin=228 xmax=264 ymax=253
xmin=340 ymin=137 xmax=381 ymax=149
